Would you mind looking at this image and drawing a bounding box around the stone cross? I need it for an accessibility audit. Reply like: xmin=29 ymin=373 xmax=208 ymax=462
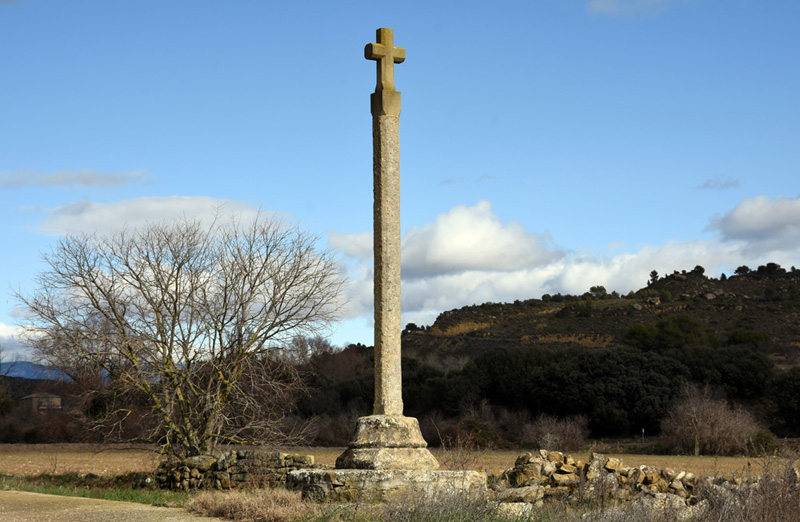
xmin=366 ymin=27 xmax=405 ymax=416
xmin=365 ymin=28 xmax=405 ymax=92
xmin=333 ymin=28 xmax=437 ymax=471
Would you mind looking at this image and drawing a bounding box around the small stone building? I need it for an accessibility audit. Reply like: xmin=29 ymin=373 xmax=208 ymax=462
xmin=19 ymin=393 xmax=62 ymax=415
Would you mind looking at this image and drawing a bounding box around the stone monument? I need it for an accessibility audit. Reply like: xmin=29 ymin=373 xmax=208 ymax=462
xmin=287 ymin=29 xmax=486 ymax=501
xmin=334 ymin=27 xmax=438 ymax=472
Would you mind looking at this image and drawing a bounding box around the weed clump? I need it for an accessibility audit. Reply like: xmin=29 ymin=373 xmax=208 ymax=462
xmin=188 ymin=488 xmax=315 ymax=522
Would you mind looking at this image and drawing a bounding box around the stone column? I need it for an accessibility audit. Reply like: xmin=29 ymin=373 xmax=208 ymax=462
xmin=335 ymin=28 xmax=438 ymax=471
xmin=371 ymin=72 xmax=403 ymax=416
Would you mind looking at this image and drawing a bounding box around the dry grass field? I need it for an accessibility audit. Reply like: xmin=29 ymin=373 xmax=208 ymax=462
xmin=0 ymin=443 xmax=763 ymax=480
xmin=0 ymin=444 xmax=160 ymax=476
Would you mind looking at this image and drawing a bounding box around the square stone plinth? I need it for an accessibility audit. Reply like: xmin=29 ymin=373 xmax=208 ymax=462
xmin=335 ymin=447 xmax=440 ymax=471
xmin=335 ymin=415 xmax=439 ymax=470
xmin=287 ymin=469 xmax=488 ymax=503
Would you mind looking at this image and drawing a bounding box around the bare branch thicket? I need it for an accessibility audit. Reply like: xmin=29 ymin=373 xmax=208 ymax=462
xmin=661 ymin=383 xmax=762 ymax=456
xmin=522 ymin=413 xmax=589 ymax=452
xmin=17 ymin=215 xmax=346 ymax=457
xmin=284 ymin=334 xmax=337 ymax=365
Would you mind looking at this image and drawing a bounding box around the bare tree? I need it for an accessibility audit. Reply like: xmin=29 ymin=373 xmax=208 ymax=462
xmin=661 ymin=383 xmax=762 ymax=456
xmin=285 ymin=334 xmax=336 ymax=364
xmin=17 ymin=215 xmax=345 ymax=456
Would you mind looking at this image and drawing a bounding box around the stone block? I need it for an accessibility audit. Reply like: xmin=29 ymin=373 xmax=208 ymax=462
xmin=557 ymin=462 xmax=577 ymax=474
xmin=604 ymin=457 xmax=623 ymax=472
xmin=543 ymin=486 xmax=569 ymax=498
xmin=551 ymin=473 xmax=580 ymax=487
xmin=542 ymin=461 xmax=558 ymax=475
xmin=589 ymin=453 xmax=608 ymax=470
xmin=506 ymin=469 xmax=527 ymax=488
xmin=514 ymin=452 xmax=535 ymax=467
xmin=287 ymin=469 xmax=487 ymax=503
xmin=520 ymin=462 xmax=544 ymax=477
xmin=184 ymin=455 xmax=217 ymax=472
xmin=496 ymin=502 xmax=535 ymax=517
xmin=497 ymin=484 xmax=543 ymax=503
xmin=643 ymin=467 xmax=660 ymax=484
xmin=292 ymin=454 xmax=315 ymax=466
xmin=547 ymin=451 xmax=564 ymax=463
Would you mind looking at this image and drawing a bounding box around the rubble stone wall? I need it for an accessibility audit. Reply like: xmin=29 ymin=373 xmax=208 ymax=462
xmin=155 ymin=450 xmax=319 ymax=490
xmin=493 ymin=449 xmax=800 ymax=518
xmin=493 ymin=450 xmax=699 ymax=507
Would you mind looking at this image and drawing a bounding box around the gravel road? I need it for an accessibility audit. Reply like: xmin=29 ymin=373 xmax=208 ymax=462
xmin=0 ymin=490 xmax=221 ymax=522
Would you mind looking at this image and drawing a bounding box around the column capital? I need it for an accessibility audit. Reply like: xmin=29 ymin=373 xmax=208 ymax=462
xmin=371 ymin=91 xmax=402 ymax=116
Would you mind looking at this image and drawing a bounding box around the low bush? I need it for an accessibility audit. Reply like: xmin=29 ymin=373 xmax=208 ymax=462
xmin=522 ymin=414 xmax=588 ymax=452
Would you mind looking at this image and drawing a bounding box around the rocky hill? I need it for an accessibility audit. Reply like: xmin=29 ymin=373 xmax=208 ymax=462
xmin=402 ymin=263 xmax=800 ymax=371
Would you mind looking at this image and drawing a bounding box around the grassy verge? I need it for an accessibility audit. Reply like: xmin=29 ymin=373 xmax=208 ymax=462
xmin=0 ymin=472 xmax=191 ymax=507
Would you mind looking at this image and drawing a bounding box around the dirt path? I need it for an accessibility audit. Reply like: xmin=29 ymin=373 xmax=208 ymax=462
xmin=0 ymin=491 xmax=221 ymax=522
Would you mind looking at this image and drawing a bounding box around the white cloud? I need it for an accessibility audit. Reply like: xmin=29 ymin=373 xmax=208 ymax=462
xmin=586 ymin=0 xmax=687 ymax=17
xmin=708 ymin=195 xmax=800 ymax=253
xmin=401 ymin=201 xmax=563 ymax=278
xmin=329 ymin=231 xmax=372 ymax=259
xmin=0 ymin=323 xmax=29 ymax=362
xmin=331 ymin=201 xmax=562 ymax=318
xmin=542 ymin=241 xmax=745 ymax=295
xmin=332 ymin=197 xmax=800 ymax=331
xmin=35 ymin=196 xmax=268 ymax=236
xmin=1 ymin=168 xmax=148 ymax=188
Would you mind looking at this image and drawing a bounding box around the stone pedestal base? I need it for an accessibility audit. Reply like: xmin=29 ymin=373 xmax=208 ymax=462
xmin=287 ymin=469 xmax=488 ymax=503
xmin=335 ymin=415 xmax=439 ymax=470
xmin=290 ymin=414 xmax=473 ymax=502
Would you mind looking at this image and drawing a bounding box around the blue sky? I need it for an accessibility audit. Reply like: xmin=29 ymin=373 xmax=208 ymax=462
xmin=2 ymin=0 xmax=799 ymax=359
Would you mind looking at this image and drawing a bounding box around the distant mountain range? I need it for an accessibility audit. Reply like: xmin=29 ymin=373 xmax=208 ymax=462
xmin=1 ymin=361 xmax=68 ymax=380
